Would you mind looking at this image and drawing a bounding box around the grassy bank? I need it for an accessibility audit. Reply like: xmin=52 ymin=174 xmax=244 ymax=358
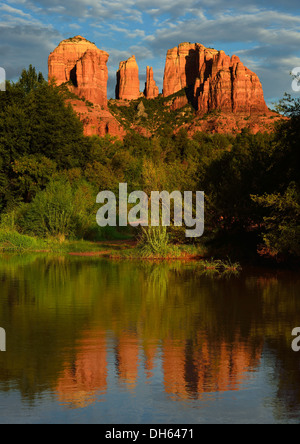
xmin=0 ymin=230 xmax=129 ymax=254
xmin=0 ymin=229 xmax=207 ymax=258
xmin=0 ymin=230 xmax=246 ymax=279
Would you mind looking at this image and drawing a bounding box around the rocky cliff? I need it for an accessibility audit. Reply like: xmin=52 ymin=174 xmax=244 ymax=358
xmin=144 ymin=66 xmax=159 ymax=99
xmin=48 ymin=36 xmax=280 ymax=139
xmin=163 ymin=42 xmax=269 ymax=115
xmin=48 ymin=36 xmax=126 ymax=138
xmin=48 ymin=36 xmax=109 ymax=108
xmin=116 ymin=56 xmax=140 ymax=101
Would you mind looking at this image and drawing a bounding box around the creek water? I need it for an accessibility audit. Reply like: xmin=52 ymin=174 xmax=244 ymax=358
xmin=0 ymin=254 xmax=299 ymax=424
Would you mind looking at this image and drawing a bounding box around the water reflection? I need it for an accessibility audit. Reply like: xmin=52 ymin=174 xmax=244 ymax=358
xmin=57 ymin=330 xmax=107 ymax=409
xmin=0 ymin=255 xmax=300 ymax=423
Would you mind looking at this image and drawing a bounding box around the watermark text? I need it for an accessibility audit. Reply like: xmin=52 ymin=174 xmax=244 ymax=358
xmin=292 ymin=327 xmax=300 ymax=352
xmin=96 ymin=183 xmax=204 ymax=238
xmin=0 ymin=327 xmax=6 ymax=352
xmin=292 ymin=67 xmax=300 ymax=92
xmin=0 ymin=68 xmax=6 ymax=92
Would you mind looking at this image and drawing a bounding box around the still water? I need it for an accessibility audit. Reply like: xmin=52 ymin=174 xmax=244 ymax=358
xmin=0 ymin=254 xmax=299 ymax=424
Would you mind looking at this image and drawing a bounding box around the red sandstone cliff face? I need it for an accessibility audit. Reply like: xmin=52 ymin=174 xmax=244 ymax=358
xmin=144 ymin=66 xmax=159 ymax=99
xmin=49 ymin=36 xmax=126 ymax=138
xmin=48 ymin=36 xmax=109 ymax=108
xmin=163 ymin=43 xmax=269 ymax=115
xmin=70 ymin=99 xmax=126 ymax=139
xmin=48 ymin=36 xmax=279 ymax=138
xmin=116 ymin=56 xmax=140 ymax=100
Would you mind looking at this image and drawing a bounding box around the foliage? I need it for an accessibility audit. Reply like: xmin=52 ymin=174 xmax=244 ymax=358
xmin=18 ymin=177 xmax=96 ymax=239
xmin=1 ymin=66 xmax=300 ymax=260
xmin=137 ymin=226 xmax=180 ymax=258
xmin=108 ymin=93 xmax=195 ymax=134
xmin=16 ymin=64 xmax=45 ymax=93
xmin=252 ymin=183 xmax=300 ymax=257
xmin=198 ymin=258 xmax=242 ymax=276
xmin=0 ymin=229 xmax=43 ymax=252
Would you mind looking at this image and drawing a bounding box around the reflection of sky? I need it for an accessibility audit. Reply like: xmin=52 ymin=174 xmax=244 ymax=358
xmin=1 ymin=1 xmax=300 ymax=105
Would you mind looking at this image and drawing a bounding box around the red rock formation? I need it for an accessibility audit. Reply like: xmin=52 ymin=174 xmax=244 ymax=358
xmin=183 ymin=110 xmax=285 ymax=136
xmin=163 ymin=43 xmax=209 ymax=98
xmin=169 ymin=96 xmax=189 ymax=111
xmin=116 ymin=56 xmax=140 ymax=100
xmin=48 ymin=36 xmax=109 ymax=108
xmin=144 ymin=66 xmax=159 ymax=99
xmin=163 ymin=43 xmax=269 ymax=115
xmin=70 ymin=99 xmax=126 ymax=139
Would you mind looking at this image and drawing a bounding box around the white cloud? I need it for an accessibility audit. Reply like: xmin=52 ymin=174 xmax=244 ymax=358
xmin=1 ymin=0 xmax=300 ymax=102
xmin=0 ymin=21 xmax=61 ymax=80
xmin=69 ymin=23 xmax=81 ymax=30
xmin=0 ymin=4 xmax=31 ymax=17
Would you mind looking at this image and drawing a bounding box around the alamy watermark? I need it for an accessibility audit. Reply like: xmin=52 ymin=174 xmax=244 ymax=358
xmin=0 ymin=328 xmax=6 ymax=352
xmin=292 ymin=327 xmax=300 ymax=352
xmin=292 ymin=67 xmax=300 ymax=92
xmin=96 ymin=183 xmax=204 ymax=238
xmin=0 ymin=67 xmax=6 ymax=92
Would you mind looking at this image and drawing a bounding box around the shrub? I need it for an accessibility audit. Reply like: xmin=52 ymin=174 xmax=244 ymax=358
xmin=137 ymin=226 xmax=179 ymax=258
xmin=20 ymin=177 xmax=97 ymax=239
xmin=0 ymin=229 xmax=41 ymax=251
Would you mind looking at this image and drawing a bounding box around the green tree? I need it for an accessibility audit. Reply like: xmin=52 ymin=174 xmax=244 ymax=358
xmin=252 ymin=183 xmax=300 ymax=257
xmin=252 ymin=96 xmax=300 ymax=257
xmin=21 ymin=177 xmax=96 ymax=239
xmin=16 ymin=64 xmax=45 ymax=94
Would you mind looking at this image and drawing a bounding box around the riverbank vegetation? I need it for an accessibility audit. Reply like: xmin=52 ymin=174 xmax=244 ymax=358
xmin=0 ymin=67 xmax=299 ymax=264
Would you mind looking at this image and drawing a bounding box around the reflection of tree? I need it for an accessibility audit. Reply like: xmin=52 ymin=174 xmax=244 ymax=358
xmin=0 ymin=256 xmax=299 ymax=418
xmin=253 ymin=273 xmax=300 ymax=420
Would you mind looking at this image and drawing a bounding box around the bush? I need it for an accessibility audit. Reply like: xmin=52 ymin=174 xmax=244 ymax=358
xmin=20 ymin=177 xmax=97 ymax=239
xmin=252 ymin=183 xmax=300 ymax=257
xmin=137 ymin=226 xmax=179 ymax=258
xmin=0 ymin=229 xmax=41 ymax=251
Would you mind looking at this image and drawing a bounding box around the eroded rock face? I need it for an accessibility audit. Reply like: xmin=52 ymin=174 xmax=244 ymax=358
xmin=48 ymin=36 xmax=109 ymax=108
xmin=144 ymin=66 xmax=159 ymax=99
xmin=116 ymin=56 xmax=140 ymax=100
xmin=163 ymin=43 xmax=269 ymax=115
xmin=70 ymin=99 xmax=126 ymax=139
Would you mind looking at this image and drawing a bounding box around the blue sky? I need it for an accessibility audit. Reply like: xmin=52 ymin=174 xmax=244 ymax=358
xmin=1 ymin=0 xmax=300 ymax=105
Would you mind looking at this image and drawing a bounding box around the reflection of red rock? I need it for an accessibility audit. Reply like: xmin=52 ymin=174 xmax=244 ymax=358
xmin=163 ymin=42 xmax=269 ymax=115
xmin=163 ymin=340 xmax=187 ymax=398
xmin=48 ymin=36 xmax=109 ymax=108
xmin=115 ymin=333 xmax=139 ymax=387
xmin=163 ymin=334 xmax=262 ymax=399
xmin=57 ymin=331 xmax=107 ymax=408
xmin=116 ymin=56 xmax=140 ymax=101
xmin=144 ymin=67 xmax=159 ymax=99
xmin=143 ymin=341 xmax=159 ymax=379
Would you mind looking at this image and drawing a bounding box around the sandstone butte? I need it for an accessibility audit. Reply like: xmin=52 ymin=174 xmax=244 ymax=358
xmin=48 ymin=36 xmax=125 ymax=138
xmin=116 ymin=55 xmax=141 ymax=101
xmin=163 ymin=42 xmax=269 ymax=115
xmin=48 ymin=35 xmax=109 ymax=108
xmin=144 ymin=66 xmax=159 ymax=99
xmin=48 ymin=37 xmax=283 ymax=138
